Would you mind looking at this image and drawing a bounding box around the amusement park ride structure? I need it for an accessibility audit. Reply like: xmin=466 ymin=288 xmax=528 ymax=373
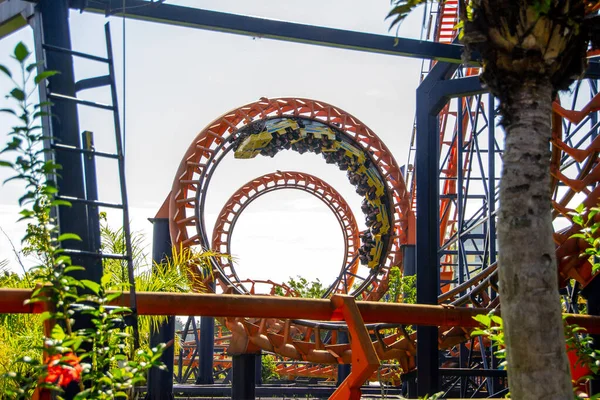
xmin=0 ymin=0 xmax=599 ymax=399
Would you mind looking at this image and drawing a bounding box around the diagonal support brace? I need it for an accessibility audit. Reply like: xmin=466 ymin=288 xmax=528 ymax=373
xmin=329 ymin=295 xmax=380 ymax=400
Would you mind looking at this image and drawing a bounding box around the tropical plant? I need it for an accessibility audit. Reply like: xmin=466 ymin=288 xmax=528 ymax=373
xmin=0 ymin=42 xmax=166 ymax=399
xmin=472 ymin=311 xmax=600 ymax=399
xmin=385 ymin=266 xmax=416 ymax=304
xmin=389 ymin=1 xmax=600 ymax=397
xmin=569 ymin=204 xmax=600 ymax=275
xmin=276 ymin=275 xmax=326 ymax=298
xmin=261 ymin=354 xmax=280 ymax=382
xmin=471 ymin=311 xmax=507 ymax=369
xmin=0 ymin=267 xmax=43 ymax=395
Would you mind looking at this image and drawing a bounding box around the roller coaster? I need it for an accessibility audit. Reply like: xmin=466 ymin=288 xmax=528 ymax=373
xmin=161 ymin=2 xmax=600 ymax=397
xmin=0 ymin=0 xmax=599 ymax=399
xmin=165 ymin=84 xmax=600 ymax=396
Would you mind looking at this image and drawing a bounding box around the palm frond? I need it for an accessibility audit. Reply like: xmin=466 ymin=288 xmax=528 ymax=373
xmin=387 ymin=0 xmax=430 ymax=31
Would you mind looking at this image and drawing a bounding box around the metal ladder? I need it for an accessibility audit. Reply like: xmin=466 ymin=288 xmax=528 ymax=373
xmin=39 ymin=23 xmax=139 ymax=345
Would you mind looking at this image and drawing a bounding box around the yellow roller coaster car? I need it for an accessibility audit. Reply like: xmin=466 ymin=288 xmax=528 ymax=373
xmin=235 ymin=119 xmax=300 ymax=159
xmin=302 ymin=125 xmax=336 ymax=140
xmin=367 ymin=200 xmax=390 ymax=236
xmin=234 ymin=130 xmax=273 ymax=159
xmin=368 ymin=239 xmax=383 ymax=270
xmin=364 ymin=167 xmax=385 ymax=198
xmin=322 ymin=140 xmax=365 ymax=165
xmin=266 ymin=119 xmax=300 ymax=136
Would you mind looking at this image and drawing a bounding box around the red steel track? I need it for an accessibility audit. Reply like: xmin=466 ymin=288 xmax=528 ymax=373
xmin=211 ymin=171 xmax=360 ymax=295
xmin=168 ymin=97 xmax=414 ymax=301
xmin=162 ymin=83 xmax=600 ymax=389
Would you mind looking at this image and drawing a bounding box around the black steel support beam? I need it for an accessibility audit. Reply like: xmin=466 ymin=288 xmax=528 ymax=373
xmin=146 ymin=217 xmax=174 ymax=400
xmin=255 ymin=351 xmax=262 ymax=386
xmin=416 ymin=61 xmax=457 ymax=397
xmin=35 ymin=0 xmax=101 ymax=279
xmin=582 ymin=275 xmax=600 ymax=395
xmin=439 ymin=368 xmax=507 ymax=377
xmin=416 ymin=62 xmax=486 ymax=396
xmin=164 ymin=384 xmax=405 ymax=397
xmin=337 ymin=330 xmax=350 ymax=385
xmin=79 ymin=0 xmax=468 ymax=63
xmin=232 ymin=353 xmax=257 ymax=400
xmin=197 ymin=313 xmax=215 ymax=384
xmin=402 ymin=244 xmax=416 ymax=277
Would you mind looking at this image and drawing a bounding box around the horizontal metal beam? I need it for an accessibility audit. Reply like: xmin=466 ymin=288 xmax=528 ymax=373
xmin=81 ymin=0 xmax=468 ymax=63
xmin=3 ymin=288 xmax=600 ymax=333
xmin=440 ymin=368 xmax=507 ymax=377
xmin=0 ymin=0 xmax=34 ymax=40
xmin=166 ymin=384 xmax=404 ymax=397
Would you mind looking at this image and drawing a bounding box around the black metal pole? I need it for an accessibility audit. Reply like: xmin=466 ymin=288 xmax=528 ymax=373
xmin=402 ymin=244 xmax=417 ymax=397
xmin=146 ymin=218 xmax=174 ymax=400
xmin=255 ymin=351 xmax=263 ymax=386
xmin=416 ymin=70 xmax=442 ymax=398
xmin=35 ymin=0 xmax=101 ymax=281
xmin=232 ymin=353 xmax=257 ymax=400
xmin=337 ymin=330 xmax=351 ymax=385
xmin=402 ymin=245 xmax=416 ymax=277
xmin=81 ymin=131 xmax=101 ymax=256
xmin=582 ymin=276 xmax=600 ymax=395
xmin=197 ymin=284 xmax=215 ymax=384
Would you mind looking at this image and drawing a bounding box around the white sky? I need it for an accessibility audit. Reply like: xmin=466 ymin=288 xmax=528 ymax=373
xmin=0 ymin=1 xmax=425 ymax=289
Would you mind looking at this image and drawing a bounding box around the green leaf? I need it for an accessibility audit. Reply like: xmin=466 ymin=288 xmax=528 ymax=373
xmin=51 ymin=199 xmax=72 ymax=207
xmin=51 ymin=324 xmax=65 ymax=340
xmin=0 ymin=64 xmax=11 ymax=78
xmin=40 ymin=311 xmax=53 ymax=322
xmin=570 ymin=233 xmax=588 ymax=239
xmin=57 ymin=233 xmax=82 ymax=242
xmin=10 ymin=88 xmax=25 ymax=101
xmin=472 ymin=314 xmax=491 ymax=327
xmin=0 ymin=108 xmax=16 ymax=116
xmin=0 ymin=160 xmax=13 ymax=167
xmin=80 ymin=279 xmax=100 ymax=295
xmin=42 ymin=185 xmax=58 ymax=195
xmin=101 ymin=273 xmax=112 ymax=288
xmin=64 ymin=266 xmax=85 ymax=273
xmin=13 ymin=42 xmax=30 ymax=62
xmin=105 ymin=292 xmax=123 ymax=302
xmin=34 ymin=70 xmax=59 ymax=85
xmin=17 ymin=192 xmax=35 ymax=206
xmin=24 ymin=296 xmax=51 ymax=305
xmin=26 ymin=61 xmax=41 ymax=72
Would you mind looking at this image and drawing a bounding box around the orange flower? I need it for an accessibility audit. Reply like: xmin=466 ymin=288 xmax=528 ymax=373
xmin=44 ymin=353 xmax=83 ymax=387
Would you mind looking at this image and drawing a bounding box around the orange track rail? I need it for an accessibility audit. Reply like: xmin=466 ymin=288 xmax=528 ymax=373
xmin=211 ymin=171 xmax=360 ymax=294
xmin=168 ymin=97 xmax=413 ymax=302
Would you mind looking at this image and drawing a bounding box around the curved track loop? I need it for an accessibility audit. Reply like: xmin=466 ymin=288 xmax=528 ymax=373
xmin=550 ymin=89 xmax=600 ymax=289
xmin=210 ymin=171 xmax=360 ymax=295
xmin=214 ymin=87 xmax=599 ymax=382
xmin=169 ymin=97 xmax=413 ymax=300
xmin=169 ymin=87 xmax=598 ymax=384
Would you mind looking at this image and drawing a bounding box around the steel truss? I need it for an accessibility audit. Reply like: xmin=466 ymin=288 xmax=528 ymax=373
xmin=8 ymin=0 xmax=600 ymax=398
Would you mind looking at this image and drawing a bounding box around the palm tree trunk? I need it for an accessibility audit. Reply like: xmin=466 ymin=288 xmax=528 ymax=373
xmin=497 ymin=79 xmax=572 ymax=399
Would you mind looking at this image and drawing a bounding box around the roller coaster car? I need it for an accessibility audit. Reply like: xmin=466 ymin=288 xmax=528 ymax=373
xmin=364 ymin=167 xmax=385 ymax=199
xmin=234 ymin=130 xmax=274 ymax=159
xmin=302 ymin=125 xmax=336 ymax=141
xmin=266 ymin=118 xmax=301 ymax=137
xmin=368 ymin=239 xmax=384 ymax=269
xmin=369 ymin=202 xmax=390 ymax=236
xmin=322 ymin=141 xmax=365 ymax=168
